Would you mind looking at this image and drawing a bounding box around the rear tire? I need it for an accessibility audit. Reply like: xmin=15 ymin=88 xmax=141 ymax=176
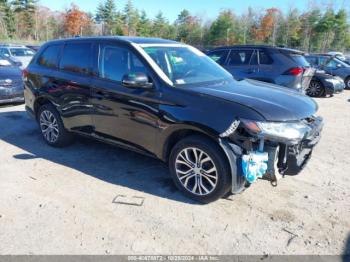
xmin=306 ymin=80 xmax=325 ymax=97
xmin=37 ymin=104 xmax=73 ymax=147
xmin=169 ymin=135 xmax=231 ymax=203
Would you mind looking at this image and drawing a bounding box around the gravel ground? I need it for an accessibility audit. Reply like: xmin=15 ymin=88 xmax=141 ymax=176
xmin=0 ymin=91 xmax=349 ymax=255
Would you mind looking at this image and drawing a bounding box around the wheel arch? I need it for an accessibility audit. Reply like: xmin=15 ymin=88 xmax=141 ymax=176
xmin=159 ymin=124 xmax=220 ymax=162
xmin=33 ymin=96 xmax=55 ymax=119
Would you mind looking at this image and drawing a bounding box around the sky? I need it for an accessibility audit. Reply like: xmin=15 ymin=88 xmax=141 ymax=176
xmin=39 ymin=0 xmax=350 ymax=22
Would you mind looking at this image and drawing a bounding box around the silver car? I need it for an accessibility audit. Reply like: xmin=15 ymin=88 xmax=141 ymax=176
xmin=0 ymin=45 xmax=35 ymax=69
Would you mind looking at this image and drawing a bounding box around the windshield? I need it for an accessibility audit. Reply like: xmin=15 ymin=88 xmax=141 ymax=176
xmin=326 ymin=57 xmax=350 ymax=68
xmin=10 ymin=48 xmax=35 ymax=57
xmin=142 ymin=45 xmax=232 ymax=86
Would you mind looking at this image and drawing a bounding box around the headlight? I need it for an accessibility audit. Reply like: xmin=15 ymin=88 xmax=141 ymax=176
xmin=241 ymin=119 xmax=311 ymax=142
xmin=325 ymin=78 xmax=340 ymax=84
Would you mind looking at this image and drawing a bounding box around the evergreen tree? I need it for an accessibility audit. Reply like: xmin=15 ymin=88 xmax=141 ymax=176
xmin=12 ymin=0 xmax=37 ymax=39
xmin=0 ymin=0 xmax=16 ymax=38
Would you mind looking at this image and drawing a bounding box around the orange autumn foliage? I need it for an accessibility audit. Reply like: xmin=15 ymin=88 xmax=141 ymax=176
xmin=254 ymin=8 xmax=280 ymax=41
xmin=64 ymin=4 xmax=90 ymax=36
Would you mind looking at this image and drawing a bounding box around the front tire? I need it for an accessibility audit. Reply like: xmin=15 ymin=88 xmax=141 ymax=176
xmin=169 ymin=135 xmax=231 ymax=203
xmin=345 ymin=77 xmax=350 ymax=89
xmin=37 ymin=104 xmax=73 ymax=147
xmin=306 ymin=80 xmax=325 ymax=97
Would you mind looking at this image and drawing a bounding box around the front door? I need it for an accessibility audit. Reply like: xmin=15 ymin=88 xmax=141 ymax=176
xmin=90 ymin=43 xmax=160 ymax=154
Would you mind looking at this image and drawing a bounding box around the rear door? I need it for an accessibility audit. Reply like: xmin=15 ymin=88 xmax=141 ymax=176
xmin=224 ymin=48 xmax=259 ymax=80
xmin=254 ymin=49 xmax=276 ymax=83
xmin=53 ymin=41 xmax=94 ymax=132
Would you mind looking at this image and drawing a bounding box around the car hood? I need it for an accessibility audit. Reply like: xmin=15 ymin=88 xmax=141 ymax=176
xmin=191 ymin=79 xmax=318 ymax=122
xmin=0 ymin=66 xmax=22 ymax=78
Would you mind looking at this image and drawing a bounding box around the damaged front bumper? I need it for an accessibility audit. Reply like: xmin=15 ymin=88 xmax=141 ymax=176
xmin=219 ymin=116 xmax=324 ymax=192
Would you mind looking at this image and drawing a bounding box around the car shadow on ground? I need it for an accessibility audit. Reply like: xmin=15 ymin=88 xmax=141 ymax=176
xmin=0 ymin=110 xmax=198 ymax=204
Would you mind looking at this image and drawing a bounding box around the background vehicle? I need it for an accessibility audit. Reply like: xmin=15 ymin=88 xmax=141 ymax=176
xmin=0 ymin=57 xmax=24 ymax=104
xmin=327 ymin=51 xmax=347 ymax=61
xmin=306 ymin=70 xmax=345 ymax=97
xmin=24 ymin=37 xmax=323 ymax=203
xmin=207 ymin=45 xmax=315 ymax=92
xmin=26 ymin=45 xmax=40 ymax=52
xmin=306 ymin=54 xmax=350 ymax=89
xmin=0 ymin=44 xmax=35 ymax=69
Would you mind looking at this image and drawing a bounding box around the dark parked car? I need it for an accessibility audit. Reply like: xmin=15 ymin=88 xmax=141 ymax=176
xmin=24 ymin=37 xmax=323 ymax=203
xmin=305 ymin=54 xmax=350 ymax=89
xmin=0 ymin=56 xmax=24 ymax=104
xmin=306 ymin=70 xmax=345 ymax=97
xmin=26 ymin=45 xmax=40 ymax=52
xmin=207 ymin=45 xmax=315 ymax=92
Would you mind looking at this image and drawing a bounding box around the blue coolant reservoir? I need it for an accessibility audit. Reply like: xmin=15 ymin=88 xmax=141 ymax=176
xmin=242 ymin=152 xmax=268 ymax=183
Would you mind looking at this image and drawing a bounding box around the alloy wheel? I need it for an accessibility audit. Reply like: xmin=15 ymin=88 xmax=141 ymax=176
xmin=175 ymin=147 xmax=218 ymax=196
xmin=39 ymin=110 xmax=59 ymax=143
xmin=307 ymin=81 xmax=323 ymax=97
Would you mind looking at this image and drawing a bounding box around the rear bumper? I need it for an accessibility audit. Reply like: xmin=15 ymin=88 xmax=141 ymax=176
xmin=0 ymin=95 xmax=24 ymax=104
xmin=0 ymin=85 xmax=24 ymax=104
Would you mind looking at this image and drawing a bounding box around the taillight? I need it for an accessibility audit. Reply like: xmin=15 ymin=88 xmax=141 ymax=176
xmin=284 ymin=67 xmax=304 ymax=76
xmin=22 ymin=69 xmax=29 ymax=79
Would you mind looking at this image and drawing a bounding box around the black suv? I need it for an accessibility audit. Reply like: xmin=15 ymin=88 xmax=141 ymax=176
xmin=207 ymin=45 xmax=314 ymax=92
xmin=24 ymin=37 xmax=323 ymax=203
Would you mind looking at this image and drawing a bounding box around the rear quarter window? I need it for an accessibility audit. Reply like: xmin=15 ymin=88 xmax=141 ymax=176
xmin=37 ymin=45 xmax=62 ymax=69
xmin=258 ymin=50 xmax=273 ymax=65
xmin=289 ymin=54 xmax=310 ymax=67
xmin=59 ymin=43 xmax=92 ymax=74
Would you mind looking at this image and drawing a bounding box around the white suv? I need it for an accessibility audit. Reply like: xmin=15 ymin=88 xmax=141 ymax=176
xmin=0 ymin=45 xmax=35 ymax=69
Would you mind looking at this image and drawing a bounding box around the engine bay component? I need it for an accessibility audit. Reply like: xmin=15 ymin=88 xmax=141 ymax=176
xmin=242 ymin=151 xmax=268 ymax=183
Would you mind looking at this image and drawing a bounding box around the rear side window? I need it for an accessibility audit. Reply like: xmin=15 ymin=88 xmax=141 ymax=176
xmin=259 ymin=51 xmax=273 ymax=65
xmin=60 ymin=43 xmax=92 ymax=74
xmin=305 ymin=56 xmax=318 ymax=66
xmin=38 ymin=45 xmax=61 ymax=68
xmin=289 ymin=54 xmax=310 ymax=67
xmin=207 ymin=50 xmax=229 ymax=65
xmin=227 ymin=49 xmax=255 ymax=66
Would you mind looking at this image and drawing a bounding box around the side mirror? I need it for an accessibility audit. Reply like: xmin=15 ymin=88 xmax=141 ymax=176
xmin=3 ymin=54 xmax=9 ymax=57
xmin=336 ymin=63 xmax=342 ymax=68
xmin=122 ymin=72 xmax=153 ymax=89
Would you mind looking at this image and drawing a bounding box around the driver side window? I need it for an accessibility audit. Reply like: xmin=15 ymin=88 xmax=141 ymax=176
xmin=326 ymin=59 xmax=338 ymax=69
xmin=98 ymin=45 xmax=147 ymax=82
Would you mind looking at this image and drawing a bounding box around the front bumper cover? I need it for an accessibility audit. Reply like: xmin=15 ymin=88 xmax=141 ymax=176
xmin=220 ymin=116 xmax=323 ymax=192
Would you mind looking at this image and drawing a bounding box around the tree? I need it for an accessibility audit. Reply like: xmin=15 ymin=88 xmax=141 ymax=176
xmin=151 ymin=11 xmax=173 ymax=39
xmin=137 ymin=10 xmax=151 ymax=36
xmin=331 ymin=9 xmax=349 ymax=51
xmin=208 ymin=10 xmax=236 ymax=46
xmin=123 ymin=0 xmax=139 ymax=36
xmin=254 ymin=8 xmax=280 ymax=44
xmin=175 ymin=9 xmax=202 ymax=45
xmin=13 ymin=0 xmax=37 ymax=39
xmin=0 ymin=0 xmax=16 ymax=38
xmin=96 ymin=0 xmax=117 ymax=35
xmin=64 ymin=4 xmax=91 ymax=36
xmin=300 ymin=8 xmax=321 ymax=52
